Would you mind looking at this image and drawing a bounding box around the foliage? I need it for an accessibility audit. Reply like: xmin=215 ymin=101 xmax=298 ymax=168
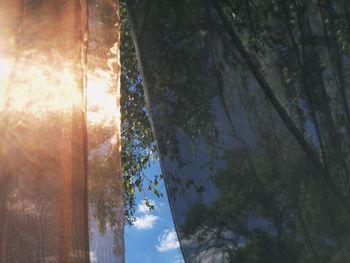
xmin=87 ymin=1 xmax=162 ymax=229
xmin=127 ymin=0 xmax=350 ymax=261
xmin=120 ymin=0 xmax=161 ymax=223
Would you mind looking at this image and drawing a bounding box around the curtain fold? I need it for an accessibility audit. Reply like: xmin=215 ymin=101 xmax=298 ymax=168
xmin=0 ymin=0 xmax=123 ymax=262
xmin=87 ymin=0 xmax=124 ymax=262
xmin=128 ymin=0 xmax=350 ymax=262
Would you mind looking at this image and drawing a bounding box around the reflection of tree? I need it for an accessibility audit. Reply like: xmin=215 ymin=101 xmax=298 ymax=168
xmin=0 ymin=111 xmax=89 ymax=263
xmin=87 ymin=0 xmax=162 ymax=231
xmin=182 ymin=146 xmax=350 ymax=262
xmin=128 ymin=0 xmax=219 ymax=159
xmin=128 ymin=0 xmax=350 ymax=261
xmin=86 ymin=0 xmax=125 ymax=260
xmin=212 ymin=0 xmax=350 ymax=212
xmin=0 ymin=1 xmax=90 ymax=261
xmin=88 ymin=144 xmax=123 ymax=257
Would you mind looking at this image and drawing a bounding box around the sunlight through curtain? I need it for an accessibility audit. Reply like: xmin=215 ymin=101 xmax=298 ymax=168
xmin=87 ymin=0 xmax=124 ymax=262
xmin=0 ymin=0 xmax=122 ymax=262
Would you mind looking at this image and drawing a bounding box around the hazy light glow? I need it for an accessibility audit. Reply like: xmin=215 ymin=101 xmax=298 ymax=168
xmin=0 ymin=56 xmax=82 ymax=115
xmin=87 ymin=68 xmax=119 ymax=125
xmin=0 ymin=57 xmax=118 ymax=127
xmin=0 ymin=1 xmax=122 ymax=261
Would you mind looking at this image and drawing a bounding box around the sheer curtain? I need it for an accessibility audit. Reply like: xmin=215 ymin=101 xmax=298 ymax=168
xmin=87 ymin=0 xmax=124 ymax=262
xmin=0 ymin=1 xmax=123 ymax=262
xmin=128 ymin=0 xmax=350 ymax=262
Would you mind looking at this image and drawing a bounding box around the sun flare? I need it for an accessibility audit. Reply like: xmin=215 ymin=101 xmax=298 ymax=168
xmin=87 ymin=68 xmax=119 ymax=126
xmin=0 ymin=55 xmax=118 ymax=128
xmin=0 ymin=57 xmax=84 ymax=115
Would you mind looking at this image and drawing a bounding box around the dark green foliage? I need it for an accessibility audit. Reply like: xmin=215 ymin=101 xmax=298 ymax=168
xmin=120 ymin=1 xmax=160 ymax=223
xmin=88 ymin=1 xmax=161 ymax=227
xmin=127 ymin=0 xmax=350 ymax=261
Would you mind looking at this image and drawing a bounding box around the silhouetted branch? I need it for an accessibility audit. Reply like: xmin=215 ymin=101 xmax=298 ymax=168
xmin=211 ymin=0 xmax=350 ymax=213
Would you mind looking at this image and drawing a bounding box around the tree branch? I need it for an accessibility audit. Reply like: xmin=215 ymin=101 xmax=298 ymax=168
xmin=210 ymin=0 xmax=350 ymax=213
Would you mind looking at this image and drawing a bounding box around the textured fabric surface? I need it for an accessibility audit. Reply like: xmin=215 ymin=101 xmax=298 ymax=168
xmin=128 ymin=0 xmax=350 ymax=262
xmin=0 ymin=1 xmax=122 ymax=262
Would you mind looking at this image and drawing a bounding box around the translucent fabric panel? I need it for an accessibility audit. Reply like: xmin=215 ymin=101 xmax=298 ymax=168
xmin=0 ymin=0 xmax=123 ymax=262
xmin=87 ymin=0 xmax=124 ymax=262
xmin=128 ymin=0 xmax=350 ymax=262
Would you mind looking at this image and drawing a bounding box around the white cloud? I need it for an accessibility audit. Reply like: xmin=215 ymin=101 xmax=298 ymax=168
xmin=173 ymin=259 xmax=184 ymax=263
xmin=133 ymin=199 xmax=159 ymax=230
xmin=134 ymin=214 xmax=159 ymax=230
xmin=156 ymin=228 xmax=180 ymax=252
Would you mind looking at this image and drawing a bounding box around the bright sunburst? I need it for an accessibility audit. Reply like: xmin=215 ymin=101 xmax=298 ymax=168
xmin=87 ymin=68 xmax=119 ymax=126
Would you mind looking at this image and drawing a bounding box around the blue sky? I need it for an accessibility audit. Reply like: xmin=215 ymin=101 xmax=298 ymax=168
xmin=125 ymin=162 xmax=184 ymax=263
